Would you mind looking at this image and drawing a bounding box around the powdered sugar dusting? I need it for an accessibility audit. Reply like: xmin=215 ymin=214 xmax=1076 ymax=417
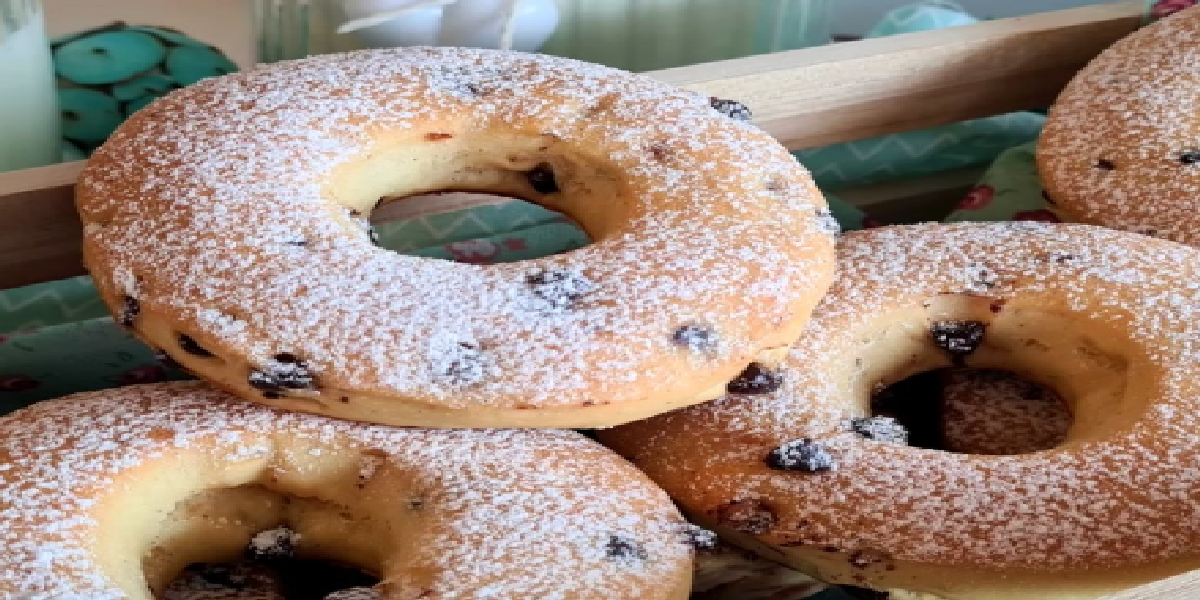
xmin=76 ymin=46 xmax=833 ymax=412
xmin=941 ymin=369 xmax=1071 ymax=455
xmin=607 ymin=222 xmax=1200 ymax=571
xmin=1039 ymin=6 xmax=1200 ymax=246
xmin=0 ymin=382 xmax=691 ymax=598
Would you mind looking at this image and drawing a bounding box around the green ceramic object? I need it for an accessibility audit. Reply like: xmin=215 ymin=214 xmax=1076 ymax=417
xmin=57 ymin=88 xmax=121 ymax=143
xmin=51 ymin=22 xmax=239 ymax=154
xmin=54 ymin=30 xmax=166 ymax=85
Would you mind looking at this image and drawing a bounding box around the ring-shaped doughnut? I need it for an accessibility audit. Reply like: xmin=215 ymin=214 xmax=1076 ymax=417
xmin=76 ymin=47 xmax=836 ymax=428
xmin=0 ymin=382 xmax=696 ymax=599
xmin=601 ymin=222 xmax=1200 ymax=599
xmin=1040 ymin=6 xmax=1200 ymax=246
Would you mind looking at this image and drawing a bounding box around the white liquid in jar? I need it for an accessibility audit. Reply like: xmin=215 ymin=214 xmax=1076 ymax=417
xmin=0 ymin=4 xmax=60 ymax=172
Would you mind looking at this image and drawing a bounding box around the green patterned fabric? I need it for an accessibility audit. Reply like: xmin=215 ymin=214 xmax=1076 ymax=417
xmin=794 ymin=1 xmax=1044 ymax=191
xmin=798 ymin=112 xmax=1044 ymax=190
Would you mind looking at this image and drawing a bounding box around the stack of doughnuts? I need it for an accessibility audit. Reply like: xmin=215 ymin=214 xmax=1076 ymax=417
xmin=1 ymin=46 xmax=837 ymax=599
xmin=8 ymin=6 xmax=1200 ymax=600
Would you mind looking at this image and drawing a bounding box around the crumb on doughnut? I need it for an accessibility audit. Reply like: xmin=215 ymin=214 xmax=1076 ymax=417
xmin=709 ymin=97 xmax=753 ymax=122
xmin=929 ymin=320 xmax=986 ymax=357
xmin=765 ymin=439 xmax=836 ymax=473
xmin=606 ymin=535 xmax=649 ymax=561
xmin=672 ymin=324 xmax=718 ymax=353
xmin=727 ymin=363 xmax=784 ymax=395
xmin=849 ymin=417 xmax=909 ymax=445
xmin=247 ymin=526 xmax=300 ymax=561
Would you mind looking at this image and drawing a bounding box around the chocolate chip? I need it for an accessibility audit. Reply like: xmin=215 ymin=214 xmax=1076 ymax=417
xmin=709 ymin=97 xmax=753 ymax=121
xmin=154 ymin=350 xmax=183 ymax=370
xmin=178 ymin=333 xmax=214 ymax=357
xmin=766 ymin=439 xmax=836 ymax=472
xmin=526 ymin=163 xmax=558 ymax=194
xmin=432 ymin=342 xmax=487 ymax=385
xmin=1095 ymin=158 xmax=1115 ymax=171
xmin=930 ymin=320 xmax=986 ymax=356
xmin=673 ymin=324 xmax=717 ymax=353
xmin=248 ymin=355 xmax=316 ymax=392
xmin=727 ymin=363 xmax=784 ymax=394
xmin=525 ymin=269 xmax=593 ymax=311
xmin=1181 ymin=151 xmax=1200 ymax=164
xmin=681 ymin=524 xmax=719 ymax=550
xmin=850 ymin=416 xmax=908 ymax=444
xmin=815 ymin=208 xmax=841 ymax=235
xmin=407 ymin=497 xmax=425 ymax=511
xmin=119 ymin=295 xmax=139 ymax=327
xmin=709 ymin=499 xmax=777 ymax=535
xmin=246 ymin=526 xmax=298 ymax=561
xmin=605 ymin=535 xmax=649 ymax=560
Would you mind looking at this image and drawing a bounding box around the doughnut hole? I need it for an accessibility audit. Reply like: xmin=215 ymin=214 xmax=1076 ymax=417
xmin=846 ymin=292 xmax=1138 ymax=452
xmin=324 ymin=131 xmax=622 ymax=245
xmin=161 ymin=558 xmax=376 ymax=599
xmin=96 ymin=441 xmax=416 ymax=598
xmin=870 ymin=368 xmax=1071 ymax=455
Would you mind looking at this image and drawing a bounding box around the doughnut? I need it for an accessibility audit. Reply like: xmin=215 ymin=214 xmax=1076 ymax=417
xmin=0 ymin=382 xmax=696 ymax=599
xmin=940 ymin=369 xmax=1071 ymax=456
xmin=1039 ymin=5 xmax=1200 ymax=246
xmin=600 ymin=222 xmax=1200 ymax=599
xmin=75 ymin=46 xmax=836 ymax=429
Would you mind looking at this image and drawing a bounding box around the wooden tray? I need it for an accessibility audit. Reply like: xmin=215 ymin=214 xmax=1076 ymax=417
xmin=0 ymin=3 xmax=1192 ymax=598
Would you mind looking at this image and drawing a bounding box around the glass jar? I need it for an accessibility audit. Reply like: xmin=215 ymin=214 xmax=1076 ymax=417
xmin=0 ymin=0 xmax=60 ymax=172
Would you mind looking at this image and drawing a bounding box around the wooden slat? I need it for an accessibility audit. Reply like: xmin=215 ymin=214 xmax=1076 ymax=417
xmin=0 ymin=2 xmax=1145 ymax=290
xmin=656 ymin=1 xmax=1143 ymax=150
xmin=0 ymin=162 xmax=85 ymax=288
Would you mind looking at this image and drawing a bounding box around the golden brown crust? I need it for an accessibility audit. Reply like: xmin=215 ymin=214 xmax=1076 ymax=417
xmin=601 ymin=222 xmax=1200 ymax=600
xmin=75 ymin=47 xmax=834 ymax=429
xmin=0 ymin=382 xmax=694 ymax=599
xmin=1039 ymin=6 xmax=1200 ymax=246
